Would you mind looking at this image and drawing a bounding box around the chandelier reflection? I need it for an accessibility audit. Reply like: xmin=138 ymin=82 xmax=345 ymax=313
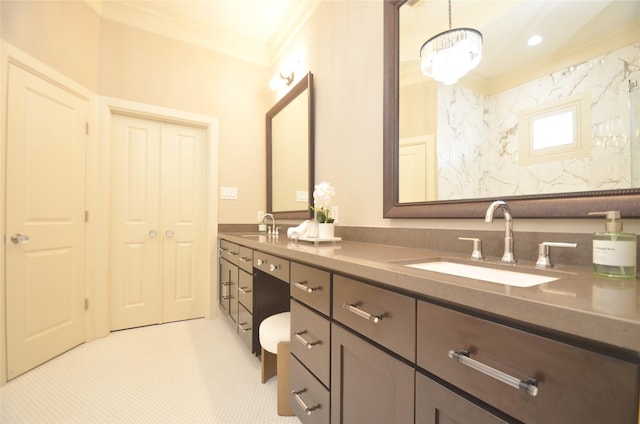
xmin=420 ymin=0 xmax=482 ymax=85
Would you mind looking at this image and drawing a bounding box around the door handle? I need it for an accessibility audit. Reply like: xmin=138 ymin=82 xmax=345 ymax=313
xmin=149 ymin=230 xmax=158 ymax=238
xmin=10 ymin=233 xmax=29 ymax=244
xmin=165 ymin=230 xmax=174 ymax=238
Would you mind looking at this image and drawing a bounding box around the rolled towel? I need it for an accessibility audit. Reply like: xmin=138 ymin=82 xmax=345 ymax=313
xmin=287 ymin=220 xmax=310 ymax=239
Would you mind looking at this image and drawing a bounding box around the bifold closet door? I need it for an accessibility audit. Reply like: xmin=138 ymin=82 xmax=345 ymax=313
xmin=110 ymin=114 xmax=205 ymax=331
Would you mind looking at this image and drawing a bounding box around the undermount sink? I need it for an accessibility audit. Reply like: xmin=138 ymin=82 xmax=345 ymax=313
xmin=403 ymin=260 xmax=559 ymax=287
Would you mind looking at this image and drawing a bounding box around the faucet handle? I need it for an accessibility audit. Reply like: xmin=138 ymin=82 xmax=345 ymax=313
xmin=458 ymin=237 xmax=485 ymax=261
xmin=535 ymin=242 xmax=577 ymax=268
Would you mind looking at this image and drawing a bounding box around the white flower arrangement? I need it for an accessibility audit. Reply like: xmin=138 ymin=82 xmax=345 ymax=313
xmin=312 ymin=181 xmax=336 ymax=223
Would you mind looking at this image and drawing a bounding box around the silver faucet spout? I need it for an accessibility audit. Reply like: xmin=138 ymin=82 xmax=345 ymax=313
xmin=262 ymin=213 xmax=276 ymax=235
xmin=485 ymin=200 xmax=516 ymax=264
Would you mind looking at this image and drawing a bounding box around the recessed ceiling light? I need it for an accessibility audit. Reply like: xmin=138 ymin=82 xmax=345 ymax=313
xmin=528 ymin=35 xmax=543 ymax=47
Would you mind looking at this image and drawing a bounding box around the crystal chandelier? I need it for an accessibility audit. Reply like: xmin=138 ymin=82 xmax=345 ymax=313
xmin=420 ymin=0 xmax=482 ymax=85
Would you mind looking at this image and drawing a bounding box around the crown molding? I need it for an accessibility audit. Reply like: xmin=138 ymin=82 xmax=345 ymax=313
xmin=83 ymin=0 xmax=319 ymax=67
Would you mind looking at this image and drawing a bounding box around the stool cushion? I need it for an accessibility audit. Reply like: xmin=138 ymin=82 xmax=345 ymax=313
xmin=259 ymin=312 xmax=291 ymax=354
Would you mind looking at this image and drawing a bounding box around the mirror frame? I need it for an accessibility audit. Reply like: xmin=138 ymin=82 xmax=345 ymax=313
xmin=383 ymin=0 xmax=640 ymax=219
xmin=267 ymin=72 xmax=315 ymax=220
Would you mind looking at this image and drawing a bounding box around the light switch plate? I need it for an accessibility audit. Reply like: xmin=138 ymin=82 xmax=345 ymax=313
xmin=296 ymin=191 xmax=309 ymax=202
xmin=220 ymin=186 xmax=238 ymax=200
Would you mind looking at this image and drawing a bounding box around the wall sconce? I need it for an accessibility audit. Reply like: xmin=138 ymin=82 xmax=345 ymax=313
xmin=269 ymin=70 xmax=295 ymax=91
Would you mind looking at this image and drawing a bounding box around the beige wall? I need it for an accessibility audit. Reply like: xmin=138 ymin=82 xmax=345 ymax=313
xmin=96 ymin=19 xmax=269 ymax=223
xmin=1 ymin=0 xmax=101 ymax=91
xmin=271 ymin=0 xmax=640 ymax=235
xmin=2 ymin=0 xmax=639 ymax=235
xmin=1 ymin=0 xmax=269 ymax=224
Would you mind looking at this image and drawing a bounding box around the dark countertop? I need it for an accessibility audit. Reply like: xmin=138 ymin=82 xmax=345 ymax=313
xmin=219 ymin=232 xmax=640 ymax=355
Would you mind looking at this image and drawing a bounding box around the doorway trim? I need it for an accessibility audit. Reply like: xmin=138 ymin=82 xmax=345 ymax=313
xmin=94 ymin=98 xmax=219 ymax=339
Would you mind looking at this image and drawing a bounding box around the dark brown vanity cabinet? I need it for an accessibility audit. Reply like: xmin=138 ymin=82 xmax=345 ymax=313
xmin=331 ymin=274 xmax=416 ymax=424
xmin=218 ymin=240 xmax=239 ymax=327
xmin=252 ymin=251 xmax=291 ymax=356
xmin=331 ymin=323 xmax=415 ymax=424
xmin=289 ymin=263 xmax=331 ymax=423
xmin=415 ymin=373 xmax=509 ymax=424
xmin=237 ymin=269 xmax=253 ymax=351
xmin=219 ymin=237 xmax=639 ymax=423
xmin=417 ymin=301 xmax=640 ymax=424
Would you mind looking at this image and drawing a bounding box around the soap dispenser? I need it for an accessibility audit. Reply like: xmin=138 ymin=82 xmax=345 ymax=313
xmin=588 ymin=211 xmax=637 ymax=279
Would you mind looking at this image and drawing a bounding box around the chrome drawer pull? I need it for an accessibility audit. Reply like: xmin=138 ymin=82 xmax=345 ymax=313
xmin=239 ymin=256 xmax=251 ymax=262
xmin=293 ymin=331 xmax=319 ymax=349
xmin=294 ymin=281 xmax=318 ymax=293
xmin=448 ymin=349 xmax=539 ymax=397
xmin=222 ymin=281 xmax=234 ymax=286
xmin=238 ymin=323 xmax=251 ymax=333
xmin=238 ymin=286 xmax=252 ymax=294
xmin=227 ymin=251 xmax=239 ymax=256
xmin=222 ymin=295 xmax=233 ymax=301
xmin=292 ymin=389 xmax=319 ymax=415
xmin=269 ymin=263 xmax=281 ymax=272
xmin=342 ymin=303 xmax=383 ymax=323
xmin=256 ymin=258 xmax=267 ymax=266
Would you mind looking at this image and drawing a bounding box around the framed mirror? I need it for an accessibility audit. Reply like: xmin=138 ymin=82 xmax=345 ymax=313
xmin=267 ymin=72 xmax=315 ymax=219
xmin=383 ymin=0 xmax=640 ymax=218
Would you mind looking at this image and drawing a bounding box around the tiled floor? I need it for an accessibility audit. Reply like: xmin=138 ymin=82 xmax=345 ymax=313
xmin=0 ymin=317 xmax=300 ymax=423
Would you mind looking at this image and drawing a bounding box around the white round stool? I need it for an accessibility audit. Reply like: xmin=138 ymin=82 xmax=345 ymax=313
xmin=259 ymin=312 xmax=294 ymax=416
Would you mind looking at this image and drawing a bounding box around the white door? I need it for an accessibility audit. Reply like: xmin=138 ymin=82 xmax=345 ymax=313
xmin=5 ymin=63 xmax=87 ymax=380
xmin=160 ymin=123 xmax=206 ymax=323
xmin=399 ymin=135 xmax=438 ymax=202
xmin=110 ymin=114 xmax=205 ymax=331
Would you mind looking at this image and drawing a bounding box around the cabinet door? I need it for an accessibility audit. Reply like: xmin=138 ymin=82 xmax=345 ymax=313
xmin=218 ymin=258 xmax=231 ymax=315
xmin=416 ymin=373 xmax=509 ymax=424
xmin=331 ymin=323 xmax=414 ymax=424
xmin=229 ymin=263 xmax=239 ymax=325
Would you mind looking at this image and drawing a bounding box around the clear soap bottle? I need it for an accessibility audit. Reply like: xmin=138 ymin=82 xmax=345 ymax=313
xmin=588 ymin=211 xmax=637 ymax=279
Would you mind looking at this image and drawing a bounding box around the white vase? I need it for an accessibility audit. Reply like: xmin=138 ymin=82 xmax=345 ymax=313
xmin=306 ymin=220 xmax=319 ymax=238
xmin=318 ymin=223 xmax=335 ymax=239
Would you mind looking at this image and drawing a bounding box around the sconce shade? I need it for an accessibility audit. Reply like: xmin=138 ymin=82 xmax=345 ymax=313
xmin=420 ymin=27 xmax=482 ymax=85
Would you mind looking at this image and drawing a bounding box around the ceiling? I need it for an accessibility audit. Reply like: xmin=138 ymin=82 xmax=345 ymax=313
xmin=86 ymin=0 xmax=639 ymax=80
xmin=400 ymin=0 xmax=640 ymax=91
xmin=85 ymin=0 xmax=319 ymax=66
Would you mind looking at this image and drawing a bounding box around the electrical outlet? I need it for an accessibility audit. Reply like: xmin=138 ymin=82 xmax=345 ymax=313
xmin=331 ymin=206 xmax=339 ymax=223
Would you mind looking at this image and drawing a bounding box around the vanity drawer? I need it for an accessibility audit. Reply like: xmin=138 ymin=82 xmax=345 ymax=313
xmin=290 ymin=262 xmax=331 ymax=316
xmin=332 ymin=275 xmax=415 ymax=361
xmin=291 ymin=299 xmax=330 ymax=387
xmin=237 ymin=304 xmax=252 ymax=352
xmin=290 ymin=355 xmax=330 ymax=424
xmin=238 ymin=268 xmax=253 ymax=312
xmin=237 ymin=246 xmax=253 ymax=273
xmin=417 ymin=300 xmax=640 ymax=424
xmin=254 ymin=251 xmax=290 ymax=283
xmin=219 ymin=240 xmax=240 ymax=265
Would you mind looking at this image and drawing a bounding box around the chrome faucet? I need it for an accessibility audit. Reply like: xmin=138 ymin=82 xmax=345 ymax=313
xmin=485 ymin=200 xmax=516 ymax=264
xmin=262 ymin=213 xmax=276 ymax=235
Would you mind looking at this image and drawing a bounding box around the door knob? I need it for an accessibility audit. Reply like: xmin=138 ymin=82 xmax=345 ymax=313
xmin=10 ymin=233 xmax=29 ymax=244
xmin=165 ymin=230 xmax=174 ymax=238
xmin=149 ymin=230 xmax=158 ymax=238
